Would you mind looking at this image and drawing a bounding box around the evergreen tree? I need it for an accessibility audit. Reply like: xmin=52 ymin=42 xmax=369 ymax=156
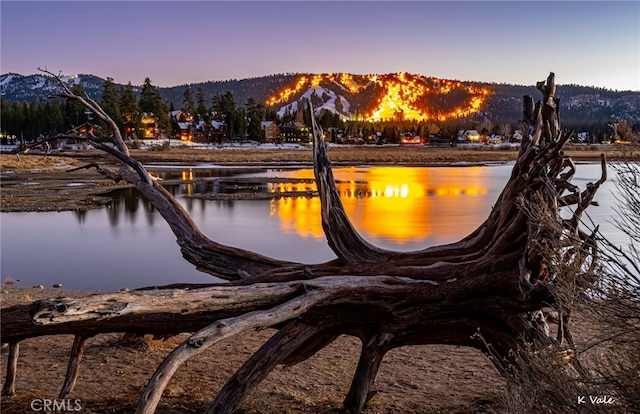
xmin=155 ymin=102 xmax=170 ymax=133
xmin=35 ymin=100 xmax=49 ymax=135
xmin=0 ymin=99 xmax=14 ymax=136
xmin=319 ymin=110 xmax=333 ymax=129
xmin=245 ymin=97 xmax=265 ymax=141
xmin=62 ymin=84 xmax=88 ymax=129
xmin=233 ymin=106 xmax=247 ymax=139
xmin=196 ymin=87 xmax=209 ymax=123
xmin=213 ymin=92 xmax=237 ymax=138
xmin=10 ymin=101 xmax=24 ymax=137
xmin=48 ymin=99 xmax=65 ymax=134
xmin=119 ymin=82 xmax=139 ymax=122
xmin=182 ymin=84 xmax=195 ymax=116
xmin=332 ymin=113 xmax=344 ymax=129
xmin=301 ymin=101 xmax=312 ymax=126
xmin=100 ymin=77 xmax=123 ymax=129
xmin=139 ymin=77 xmax=162 ymax=114
xmin=138 ymin=78 xmax=168 ymax=133
xmin=119 ymin=82 xmax=139 ymax=139
xmin=25 ymin=101 xmax=40 ymax=139
xmin=265 ymin=106 xmax=279 ymax=122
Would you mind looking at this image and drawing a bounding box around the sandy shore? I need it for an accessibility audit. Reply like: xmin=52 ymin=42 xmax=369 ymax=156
xmin=1 ymin=285 xmax=504 ymax=413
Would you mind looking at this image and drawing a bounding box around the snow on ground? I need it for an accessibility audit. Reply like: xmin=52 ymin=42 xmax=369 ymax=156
xmin=1 ymin=141 xmax=525 ymax=154
xmin=137 ymin=140 xmax=311 ymax=151
xmin=277 ymin=85 xmax=348 ymax=118
xmin=0 ymin=141 xmax=311 ymax=153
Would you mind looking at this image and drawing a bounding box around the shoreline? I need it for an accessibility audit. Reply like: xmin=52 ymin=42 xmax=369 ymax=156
xmin=0 ymin=145 xmax=628 ymax=213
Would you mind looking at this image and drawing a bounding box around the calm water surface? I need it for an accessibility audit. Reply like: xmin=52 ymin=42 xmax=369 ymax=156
xmin=0 ymin=163 xmax=622 ymax=291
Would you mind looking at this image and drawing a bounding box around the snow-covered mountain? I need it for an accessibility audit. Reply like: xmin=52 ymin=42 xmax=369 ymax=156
xmin=1 ymin=72 xmax=638 ymax=123
xmin=1 ymin=73 xmax=109 ymax=102
xmin=276 ymin=85 xmax=351 ymax=119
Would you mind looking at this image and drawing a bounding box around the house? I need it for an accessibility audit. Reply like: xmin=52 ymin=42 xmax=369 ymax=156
xmin=487 ymin=134 xmax=504 ymax=144
xmin=458 ymin=129 xmax=481 ymax=142
xmin=171 ymin=110 xmax=193 ymax=141
xmin=140 ymin=113 xmax=158 ymax=139
xmin=69 ymin=122 xmax=102 ymax=137
xmin=194 ymin=120 xmax=227 ymax=143
xmin=428 ymin=133 xmax=452 ymax=146
xmin=58 ymin=122 xmax=102 ymax=148
xmin=193 ymin=121 xmax=210 ymax=143
xmin=261 ymin=121 xmax=281 ymax=143
xmin=278 ymin=121 xmax=311 ymax=143
xmin=210 ymin=120 xmax=226 ymax=144
xmin=401 ymin=132 xmax=422 ymax=145
xmin=176 ymin=122 xmax=193 ymax=141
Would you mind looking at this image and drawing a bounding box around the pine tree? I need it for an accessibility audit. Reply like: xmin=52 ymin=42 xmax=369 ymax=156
xmin=182 ymin=84 xmax=195 ymax=116
xmin=265 ymin=106 xmax=278 ymax=122
xmin=155 ymin=101 xmax=170 ymax=133
xmin=139 ymin=77 xmax=162 ymax=115
xmin=100 ymin=77 xmax=123 ymax=130
xmin=49 ymin=99 xmax=64 ymax=134
xmin=119 ymin=82 xmax=138 ymax=122
xmin=213 ymin=92 xmax=237 ymax=138
xmin=245 ymin=97 xmax=265 ymax=141
xmin=233 ymin=106 xmax=247 ymax=139
xmin=9 ymin=101 xmax=25 ymax=138
xmin=119 ymin=82 xmax=140 ymax=139
xmin=63 ymin=84 xmax=87 ymax=128
xmin=196 ymin=87 xmax=209 ymax=123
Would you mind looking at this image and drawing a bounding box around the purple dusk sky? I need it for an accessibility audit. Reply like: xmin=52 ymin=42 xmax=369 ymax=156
xmin=1 ymin=1 xmax=638 ymax=91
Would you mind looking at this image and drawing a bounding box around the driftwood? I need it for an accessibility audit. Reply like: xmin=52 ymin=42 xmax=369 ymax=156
xmin=1 ymin=71 xmax=606 ymax=413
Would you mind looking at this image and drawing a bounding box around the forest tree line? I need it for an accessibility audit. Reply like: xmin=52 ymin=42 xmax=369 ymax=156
xmin=1 ymin=77 xmax=637 ymax=145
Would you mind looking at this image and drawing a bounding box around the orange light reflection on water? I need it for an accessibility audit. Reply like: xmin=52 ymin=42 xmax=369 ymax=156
xmin=270 ymin=167 xmax=490 ymax=245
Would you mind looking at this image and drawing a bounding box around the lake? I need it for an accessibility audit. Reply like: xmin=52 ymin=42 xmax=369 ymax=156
xmin=0 ymin=162 xmax=624 ymax=291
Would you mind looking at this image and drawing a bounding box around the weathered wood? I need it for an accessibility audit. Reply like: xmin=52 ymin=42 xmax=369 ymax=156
xmin=310 ymin=102 xmax=389 ymax=264
xmin=0 ymin=71 xmax=604 ymax=413
xmin=59 ymin=335 xmax=88 ymax=398
xmin=343 ymin=332 xmax=393 ymax=413
xmin=1 ymin=342 xmax=19 ymax=396
xmin=137 ymin=289 xmax=332 ymax=414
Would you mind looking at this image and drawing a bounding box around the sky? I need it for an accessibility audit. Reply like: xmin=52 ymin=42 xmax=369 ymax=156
xmin=1 ymin=1 xmax=639 ymax=91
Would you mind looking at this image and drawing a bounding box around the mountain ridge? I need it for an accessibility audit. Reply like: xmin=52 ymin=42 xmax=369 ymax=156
xmin=2 ymin=72 xmax=638 ymax=124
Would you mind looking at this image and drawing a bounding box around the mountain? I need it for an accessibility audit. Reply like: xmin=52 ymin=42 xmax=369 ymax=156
xmin=2 ymin=72 xmax=639 ymax=124
xmin=0 ymin=73 xmax=110 ymax=103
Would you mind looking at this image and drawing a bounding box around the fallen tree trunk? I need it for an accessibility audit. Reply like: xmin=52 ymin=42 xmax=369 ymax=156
xmin=2 ymin=72 xmax=605 ymax=413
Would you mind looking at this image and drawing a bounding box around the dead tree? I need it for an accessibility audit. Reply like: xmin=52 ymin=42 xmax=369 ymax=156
xmin=1 ymin=71 xmax=606 ymax=413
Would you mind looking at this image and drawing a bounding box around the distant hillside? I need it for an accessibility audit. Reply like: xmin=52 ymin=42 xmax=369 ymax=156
xmin=2 ymin=72 xmax=638 ymax=124
xmin=1 ymin=73 xmax=108 ymax=103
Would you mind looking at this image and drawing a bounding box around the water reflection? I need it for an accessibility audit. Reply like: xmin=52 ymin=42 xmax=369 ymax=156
xmin=89 ymin=187 xmax=157 ymax=227
xmin=270 ymin=167 xmax=491 ymax=244
xmin=4 ymin=163 xmax=622 ymax=291
xmin=98 ymin=166 xmax=496 ymax=246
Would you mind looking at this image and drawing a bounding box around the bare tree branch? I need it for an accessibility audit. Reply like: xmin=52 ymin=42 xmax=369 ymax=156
xmin=1 ymin=71 xmax=614 ymax=412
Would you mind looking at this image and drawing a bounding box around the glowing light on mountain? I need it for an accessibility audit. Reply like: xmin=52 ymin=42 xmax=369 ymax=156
xmin=266 ymin=72 xmax=491 ymax=122
xmin=267 ymin=76 xmax=309 ymax=106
